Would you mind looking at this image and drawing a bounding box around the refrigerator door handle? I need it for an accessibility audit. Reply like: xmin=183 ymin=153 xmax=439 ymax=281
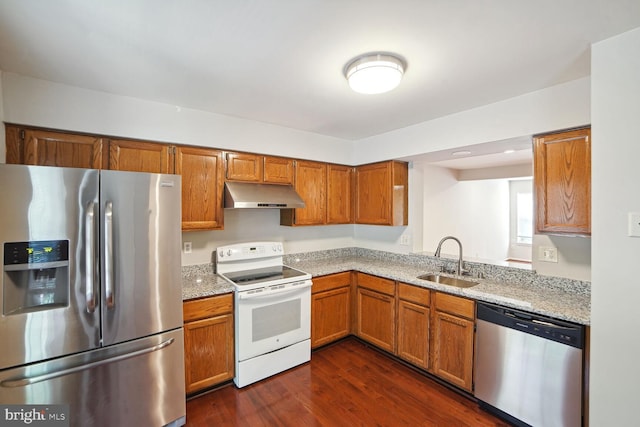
xmin=0 ymin=337 xmax=176 ymax=388
xmin=85 ymin=202 xmax=97 ymax=313
xmin=105 ymin=201 xmax=115 ymax=309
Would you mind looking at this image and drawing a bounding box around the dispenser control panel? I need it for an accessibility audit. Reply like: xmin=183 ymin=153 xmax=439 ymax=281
xmin=4 ymin=240 xmax=69 ymax=266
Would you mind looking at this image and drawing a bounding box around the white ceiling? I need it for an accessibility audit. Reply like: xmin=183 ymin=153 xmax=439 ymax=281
xmin=0 ymin=0 xmax=639 ymax=145
xmin=411 ymin=135 xmax=534 ymax=169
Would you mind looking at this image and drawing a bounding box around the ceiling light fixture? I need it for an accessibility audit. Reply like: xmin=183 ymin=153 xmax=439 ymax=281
xmin=344 ymin=53 xmax=405 ymax=94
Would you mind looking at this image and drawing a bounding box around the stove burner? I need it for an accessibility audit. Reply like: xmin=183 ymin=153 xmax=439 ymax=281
xmin=223 ymin=265 xmax=308 ymax=287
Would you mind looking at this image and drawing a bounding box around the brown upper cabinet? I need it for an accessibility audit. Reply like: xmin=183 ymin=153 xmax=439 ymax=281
xmin=108 ymin=138 xmax=173 ymax=174
xmin=225 ymin=152 xmax=294 ymax=185
xmin=281 ymin=160 xmax=327 ymax=225
xmin=280 ymin=160 xmax=354 ymax=226
xmin=327 ymin=164 xmax=354 ymax=224
xmin=5 ymin=125 xmax=409 ymax=230
xmin=355 ymin=160 xmax=408 ymax=226
xmin=533 ymin=127 xmax=591 ymax=235
xmin=176 ymin=146 xmax=224 ymax=231
xmin=263 ymin=156 xmax=294 ymax=184
xmin=225 ymin=152 xmax=262 ymax=182
xmin=5 ymin=125 xmax=107 ymax=169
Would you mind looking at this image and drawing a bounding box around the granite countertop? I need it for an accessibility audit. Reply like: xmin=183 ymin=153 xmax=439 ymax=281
xmin=181 ymin=264 xmax=234 ymax=300
xmin=182 ymin=248 xmax=591 ymax=325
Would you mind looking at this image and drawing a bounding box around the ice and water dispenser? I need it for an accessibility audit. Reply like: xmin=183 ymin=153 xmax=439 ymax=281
xmin=3 ymin=240 xmax=69 ymax=315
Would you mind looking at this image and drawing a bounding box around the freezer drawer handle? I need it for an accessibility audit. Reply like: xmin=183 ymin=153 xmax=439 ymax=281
xmin=0 ymin=338 xmax=176 ymax=388
xmin=86 ymin=201 xmax=97 ymax=313
xmin=104 ymin=201 xmax=115 ymax=309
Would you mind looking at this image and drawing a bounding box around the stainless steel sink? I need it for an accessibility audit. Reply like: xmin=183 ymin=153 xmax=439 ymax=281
xmin=417 ymin=274 xmax=478 ymax=288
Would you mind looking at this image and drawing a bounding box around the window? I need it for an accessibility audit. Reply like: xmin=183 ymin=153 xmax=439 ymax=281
xmin=508 ymin=178 xmax=533 ymax=262
xmin=516 ymin=192 xmax=533 ymax=244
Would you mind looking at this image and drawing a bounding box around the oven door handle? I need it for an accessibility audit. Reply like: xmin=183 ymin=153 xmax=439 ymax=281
xmin=237 ymin=281 xmax=312 ymax=300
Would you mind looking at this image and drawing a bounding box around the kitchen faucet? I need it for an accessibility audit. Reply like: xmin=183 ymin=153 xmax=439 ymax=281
xmin=434 ymin=236 xmax=466 ymax=276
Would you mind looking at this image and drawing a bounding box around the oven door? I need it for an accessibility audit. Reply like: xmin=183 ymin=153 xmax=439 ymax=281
xmin=235 ymin=280 xmax=311 ymax=362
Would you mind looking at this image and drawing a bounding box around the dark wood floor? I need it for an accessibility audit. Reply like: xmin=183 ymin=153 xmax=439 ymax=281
xmin=186 ymin=338 xmax=510 ymax=426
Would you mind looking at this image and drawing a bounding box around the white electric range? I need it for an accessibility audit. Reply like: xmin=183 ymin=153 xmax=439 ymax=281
xmin=216 ymin=242 xmax=312 ymax=388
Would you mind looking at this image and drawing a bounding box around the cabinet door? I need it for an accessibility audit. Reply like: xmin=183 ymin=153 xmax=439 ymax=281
xmin=356 ymin=287 xmax=395 ymax=352
xmin=356 ymin=162 xmax=391 ymax=225
xmin=18 ymin=127 xmax=105 ymax=169
xmin=184 ymin=313 xmax=234 ymax=394
xmin=4 ymin=125 xmax=23 ymax=164
xmin=397 ymin=300 xmax=430 ymax=369
xmin=286 ymin=160 xmax=327 ymax=225
xmin=327 ymin=164 xmax=353 ymax=224
xmin=311 ymin=287 xmax=350 ymax=348
xmin=108 ymin=139 xmax=172 ymax=173
xmin=534 ymin=128 xmax=591 ymax=235
xmin=176 ymin=146 xmax=224 ymax=231
xmin=225 ymin=152 xmax=262 ymax=182
xmin=263 ymin=156 xmax=294 ymax=184
xmin=355 ymin=161 xmax=407 ymax=226
xmin=431 ymin=311 xmax=474 ymax=391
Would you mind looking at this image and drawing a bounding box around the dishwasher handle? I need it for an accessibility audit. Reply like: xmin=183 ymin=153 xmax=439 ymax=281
xmin=476 ymin=302 xmax=584 ymax=349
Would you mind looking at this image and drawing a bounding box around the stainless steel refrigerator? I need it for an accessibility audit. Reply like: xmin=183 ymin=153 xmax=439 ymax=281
xmin=0 ymin=164 xmax=185 ymax=427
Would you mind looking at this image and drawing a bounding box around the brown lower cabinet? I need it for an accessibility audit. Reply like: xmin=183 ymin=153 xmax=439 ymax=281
xmin=311 ymin=272 xmax=351 ymax=348
xmin=430 ymin=292 xmax=475 ymax=392
xmin=397 ymin=283 xmax=431 ymax=369
xmin=183 ymin=293 xmax=234 ymax=394
xmin=179 ymin=273 xmax=476 ymax=396
xmin=355 ymin=273 xmax=396 ymax=353
xmin=312 ymin=272 xmax=475 ymax=393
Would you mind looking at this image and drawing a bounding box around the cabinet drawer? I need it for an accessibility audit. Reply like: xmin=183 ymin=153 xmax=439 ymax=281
xmin=357 ymin=273 xmax=395 ymax=296
xmin=434 ymin=292 xmax=474 ymax=320
xmin=398 ymin=283 xmax=430 ymax=306
xmin=312 ymin=272 xmax=351 ymax=294
xmin=183 ymin=293 xmax=233 ymax=323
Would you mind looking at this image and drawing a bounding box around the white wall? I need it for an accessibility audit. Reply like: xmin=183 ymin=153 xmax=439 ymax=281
xmin=1 ymin=72 xmax=593 ymax=275
xmin=0 ymin=72 xmax=359 ymax=266
xmin=182 ymin=209 xmax=355 ymax=265
xmin=353 ymin=77 xmax=591 ymax=164
xmin=0 ymin=71 xmax=5 ymax=163
xmin=419 ymin=163 xmax=510 ymax=261
xmin=590 ymin=26 xmax=640 ymax=425
xmin=531 ymin=234 xmax=590 ymax=281
xmin=1 ymin=72 xmax=352 ymax=164
xmin=350 ymin=78 xmax=592 ymax=279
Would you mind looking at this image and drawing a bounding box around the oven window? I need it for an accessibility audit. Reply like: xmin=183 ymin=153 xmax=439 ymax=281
xmin=252 ymin=299 xmax=301 ymax=342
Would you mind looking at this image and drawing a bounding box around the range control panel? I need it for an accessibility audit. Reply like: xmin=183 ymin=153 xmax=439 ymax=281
xmin=216 ymin=242 xmax=284 ymax=262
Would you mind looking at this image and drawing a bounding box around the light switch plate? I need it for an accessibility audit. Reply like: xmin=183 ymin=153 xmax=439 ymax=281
xmin=629 ymin=212 xmax=640 ymax=237
xmin=538 ymin=246 xmax=558 ymax=263
xmin=400 ymin=234 xmax=411 ymax=246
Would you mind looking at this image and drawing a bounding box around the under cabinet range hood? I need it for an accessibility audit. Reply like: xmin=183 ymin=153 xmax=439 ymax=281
xmin=224 ymin=181 xmax=305 ymax=209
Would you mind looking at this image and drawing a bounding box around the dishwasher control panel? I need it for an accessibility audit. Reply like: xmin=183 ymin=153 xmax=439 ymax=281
xmin=476 ymin=302 xmax=584 ymax=348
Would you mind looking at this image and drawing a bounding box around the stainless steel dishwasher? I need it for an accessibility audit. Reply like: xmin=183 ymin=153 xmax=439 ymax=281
xmin=474 ymin=302 xmax=584 ymax=427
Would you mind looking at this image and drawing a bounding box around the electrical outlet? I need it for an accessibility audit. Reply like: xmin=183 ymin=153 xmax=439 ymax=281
xmin=628 ymin=212 xmax=640 ymax=237
xmin=400 ymin=234 xmax=411 ymax=246
xmin=183 ymin=241 xmax=192 ymax=254
xmin=538 ymin=246 xmax=558 ymax=263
